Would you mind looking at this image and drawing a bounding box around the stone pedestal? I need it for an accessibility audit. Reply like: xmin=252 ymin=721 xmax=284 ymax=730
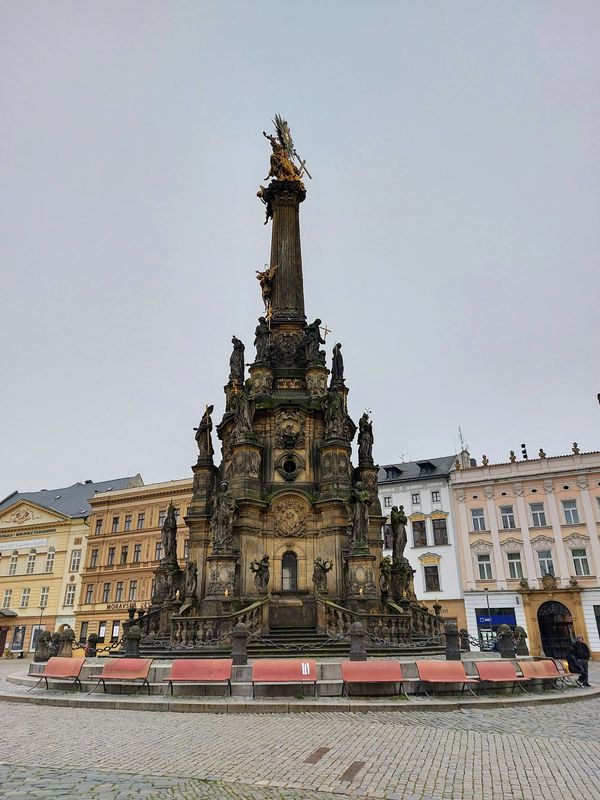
xmin=249 ymin=364 xmax=273 ymax=396
xmin=204 ymin=554 xmax=239 ymax=614
xmin=319 ymin=441 xmax=352 ymax=497
xmin=227 ymin=440 xmax=262 ymax=498
xmin=355 ymin=463 xmax=383 ymax=516
xmin=344 ymin=553 xmax=377 ymax=607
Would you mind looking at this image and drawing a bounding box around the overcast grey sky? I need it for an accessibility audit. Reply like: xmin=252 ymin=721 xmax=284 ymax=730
xmin=1 ymin=1 xmax=599 ymax=496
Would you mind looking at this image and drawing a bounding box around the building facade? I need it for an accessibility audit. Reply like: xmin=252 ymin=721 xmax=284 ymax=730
xmin=0 ymin=477 xmax=139 ymax=655
xmin=74 ymin=478 xmax=193 ymax=645
xmin=379 ymin=456 xmax=466 ymax=629
xmin=451 ymin=448 xmax=600 ymax=659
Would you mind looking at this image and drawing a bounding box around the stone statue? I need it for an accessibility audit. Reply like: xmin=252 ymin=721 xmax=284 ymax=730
xmin=331 ymin=342 xmax=344 ymax=386
xmin=183 ymin=561 xmax=198 ymax=603
xmin=379 ymin=557 xmax=392 ymax=594
xmin=349 ymin=481 xmax=371 ymax=549
xmin=390 ymin=505 xmax=408 ymax=564
xmin=161 ymin=503 xmax=178 ymax=563
xmin=254 ymin=316 xmax=271 ymax=363
xmin=232 ymin=389 xmax=255 ymax=441
xmin=194 ymin=404 xmax=214 ymax=460
xmin=229 ymin=336 xmax=245 ymax=385
xmin=304 ymin=319 xmax=325 ymax=364
xmin=325 ymin=388 xmax=346 ymax=440
xmin=312 ymin=556 xmax=333 ymax=593
xmin=209 ymin=481 xmax=236 ymax=552
xmin=357 ymin=412 xmax=374 ymax=465
xmin=572 ymin=442 xmax=580 ymax=454
xmin=250 ymin=554 xmax=270 ymax=592
xmin=256 ymin=265 xmax=278 ymax=310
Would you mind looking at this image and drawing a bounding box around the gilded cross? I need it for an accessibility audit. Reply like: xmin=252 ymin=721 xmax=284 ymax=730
xmin=320 ymin=323 xmax=331 ymax=340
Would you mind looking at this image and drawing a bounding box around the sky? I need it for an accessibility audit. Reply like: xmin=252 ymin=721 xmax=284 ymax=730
xmin=1 ymin=1 xmax=599 ymax=496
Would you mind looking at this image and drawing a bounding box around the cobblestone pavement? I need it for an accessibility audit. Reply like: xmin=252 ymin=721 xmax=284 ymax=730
xmin=1 ymin=660 xmax=599 ymax=799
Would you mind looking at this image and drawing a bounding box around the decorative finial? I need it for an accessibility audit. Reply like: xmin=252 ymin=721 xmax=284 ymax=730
xmin=509 ymin=450 xmax=516 ymax=463
xmin=572 ymin=442 xmax=580 ymax=454
xmin=482 ymin=454 xmax=489 ymax=466
xmin=539 ymin=448 xmax=546 ymax=458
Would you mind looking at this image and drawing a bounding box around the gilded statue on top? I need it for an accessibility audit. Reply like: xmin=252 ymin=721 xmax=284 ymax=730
xmin=263 ymin=115 xmax=310 ymax=184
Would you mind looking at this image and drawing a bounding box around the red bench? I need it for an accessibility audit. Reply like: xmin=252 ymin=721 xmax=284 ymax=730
xmin=251 ymin=658 xmax=317 ymax=698
xmin=89 ymin=658 xmax=153 ymax=695
xmin=29 ymin=657 xmax=86 ymax=692
xmin=552 ymin=658 xmax=582 ymax=688
xmin=163 ymin=658 xmax=233 ymax=697
xmin=474 ymin=660 xmax=531 ymax=694
xmin=518 ymin=659 xmax=567 ymax=691
xmin=416 ymin=660 xmax=479 ymax=696
xmin=341 ymin=660 xmax=417 ymax=699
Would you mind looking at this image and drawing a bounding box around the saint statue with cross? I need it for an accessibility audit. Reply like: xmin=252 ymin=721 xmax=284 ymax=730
xmin=194 ymin=404 xmax=214 ymax=461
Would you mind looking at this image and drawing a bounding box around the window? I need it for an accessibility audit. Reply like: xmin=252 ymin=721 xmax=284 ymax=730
xmin=107 ymin=547 xmax=115 ymax=566
xmin=137 ymin=513 xmax=145 ymax=530
xmin=120 ymin=546 xmax=128 ymax=565
xmin=562 ymin=500 xmax=580 ymax=524
xmin=2 ymin=589 xmax=12 ymax=609
xmin=282 ymin=552 xmax=297 ymax=591
xmin=184 ymin=540 xmax=189 ymax=559
xmin=124 ymin=514 xmax=132 ymax=531
xmin=432 ymin=518 xmax=448 ymax=546
xmin=111 ymin=516 xmax=119 ymax=533
xmin=84 ymin=584 xmax=94 ymax=604
xmin=477 ymin=554 xmax=493 ymax=580
xmin=9 ymin=552 xmax=18 ymax=576
xmin=128 ymin=580 xmax=138 ymax=601
xmin=39 ymin=586 xmax=49 ymax=607
xmin=538 ymin=550 xmax=555 ymax=576
xmin=412 ymin=520 xmax=427 ymax=547
xmin=174 ymin=507 xmax=180 ymax=518
xmin=69 ymin=549 xmax=81 ymax=572
xmin=507 ymin=552 xmax=523 ymax=579
xmin=26 ymin=549 xmax=37 ymax=574
xmin=572 ymin=548 xmax=591 ymax=577
xmin=155 ymin=541 xmax=163 ymax=561
xmin=384 ymin=496 xmax=392 ymax=508
xmin=102 ymin=582 xmax=111 ymax=602
xmin=500 ymin=506 xmax=516 ymax=529
xmin=90 ymin=548 xmax=98 ymax=568
xmin=111 ymin=621 xmax=120 ymax=642
xmin=115 ymin=582 xmax=124 ymax=602
xmin=411 ymin=493 xmax=421 ymax=505
xmin=158 ymin=510 xmax=167 ymax=528
xmin=20 ymin=588 xmax=30 ymax=608
xmin=64 ymin=584 xmax=76 ymax=606
xmin=431 ymin=491 xmax=440 ymax=503
xmin=79 ymin=622 xmax=89 ymax=644
xmin=530 ymin=503 xmax=547 ymax=527
xmin=423 ymin=565 xmax=441 ymax=592
xmin=95 ymin=518 xmax=103 ymax=535
xmin=471 ymin=508 xmax=486 ymax=532
xmin=133 ymin=544 xmax=142 ymax=563
xmin=44 ymin=548 xmax=55 ymax=573
xmin=98 ymin=621 xmax=107 ymax=642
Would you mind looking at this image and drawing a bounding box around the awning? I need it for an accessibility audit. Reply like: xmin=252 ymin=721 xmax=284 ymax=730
xmin=0 ymin=609 xmax=17 ymax=617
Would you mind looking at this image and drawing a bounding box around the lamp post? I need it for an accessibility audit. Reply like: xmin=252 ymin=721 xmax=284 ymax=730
xmin=484 ymin=587 xmax=492 ymax=648
xmin=35 ymin=604 xmax=45 ymax=650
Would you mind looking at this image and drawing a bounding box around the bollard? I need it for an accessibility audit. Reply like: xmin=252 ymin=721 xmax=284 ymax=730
xmin=349 ymin=621 xmax=367 ymax=661
xmin=231 ymin=622 xmax=248 ymax=666
xmin=58 ymin=628 xmax=76 ymax=657
xmin=459 ymin=629 xmax=471 ymax=652
xmin=444 ymin=622 xmax=461 ymax=661
xmin=496 ymin=624 xmax=516 ymax=659
xmin=123 ymin=624 xmax=142 ymax=658
xmin=87 ymin=633 xmax=99 ymax=657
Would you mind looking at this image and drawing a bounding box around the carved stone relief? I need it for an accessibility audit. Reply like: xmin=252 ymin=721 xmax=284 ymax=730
xmin=272 ymin=496 xmax=307 ymax=537
xmin=275 ymin=409 xmax=305 ymax=449
xmin=470 ymin=539 xmax=493 ymax=554
xmin=530 ymin=535 xmax=555 ymax=551
xmin=269 ymin=331 xmax=303 ymax=366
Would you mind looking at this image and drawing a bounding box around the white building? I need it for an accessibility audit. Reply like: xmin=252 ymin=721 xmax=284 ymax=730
xmin=378 ymin=455 xmax=466 ymax=629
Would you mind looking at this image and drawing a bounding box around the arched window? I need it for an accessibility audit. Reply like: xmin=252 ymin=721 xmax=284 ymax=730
xmin=8 ymin=552 xmax=18 ymax=576
xmin=44 ymin=547 xmax=55 ymax=574
xmin=282 ymin=552 xmax=297 ymax=592
xmin=26 ymin=549 xmax=37 ymax=575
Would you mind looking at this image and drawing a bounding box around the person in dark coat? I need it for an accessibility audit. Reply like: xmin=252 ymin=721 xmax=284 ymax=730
xmin=567 ymin=636 xmax=591 ymax=686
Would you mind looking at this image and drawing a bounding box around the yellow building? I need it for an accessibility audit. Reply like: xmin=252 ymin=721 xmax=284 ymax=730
xmin=451 ymin=448 xmax=600 ymax=659
xmin=74 ymin=478 xmax=193 ymax=645
xmin=0 ymin=476 xmax=140 ymax=655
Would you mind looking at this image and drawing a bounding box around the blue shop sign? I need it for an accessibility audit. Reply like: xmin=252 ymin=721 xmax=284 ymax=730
xmin=475 ymin=610 xmax=516 ymax=626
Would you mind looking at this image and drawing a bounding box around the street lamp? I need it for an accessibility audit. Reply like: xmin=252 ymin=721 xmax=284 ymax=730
xmin=36 ymin=603 xmax=45 ymax=647
xmin=484 ymin=587 xmax=492 ymax=648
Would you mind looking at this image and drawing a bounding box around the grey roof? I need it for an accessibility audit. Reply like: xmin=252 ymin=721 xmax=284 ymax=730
xmin=0 ymin=475 xmax=142 ymax=520
xmin=378 ymin=455 xmax=456 ymax=484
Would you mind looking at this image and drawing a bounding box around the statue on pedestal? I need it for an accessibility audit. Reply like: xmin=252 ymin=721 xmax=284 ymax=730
xmin=325 ymin=388 xmax=346 ymax=440
xmin=161 ymin=504 xmax=178 ymax=563
xmin=349 ymin=481 xmax=371 ymax=549
xmin=254 ymin=317 xmax=271 ymax=363
xmin=194 ymin=404 xmax=214 ymax=460
xmin=232 ymin=389 xmax=255 ymax=441
xmin=304 ymin=318 xmax=326 ymax=364
xmin=256 ymin=265 xmax=278 ymax=310
xmin=379 ymin=557 xmax=392 ymax=595
xmin=390 ymin=505 xmax=408 ymax=565
xmin=250 ymin=554 xmax=270 ymax=592
xmin=312 ymin=556 xmax=333 ymax=593
xmin=183 ymin=561 xmax=198 ymax=603
xmin=210 ymin=481 xmax=236 ymax=553
xmin=229 ymin=336 xmax=245 ymax=385
xmin=262 ymin=115 xmax=307 ymax=183
xmin=357 ymin=412 xmax=374 ymax=465
xmin=331 ymin=342 xmax=344 ymax=387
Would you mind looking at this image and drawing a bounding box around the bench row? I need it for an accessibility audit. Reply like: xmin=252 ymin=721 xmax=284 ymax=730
xmin=33 ymin=656 xmax=581 ymax=698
